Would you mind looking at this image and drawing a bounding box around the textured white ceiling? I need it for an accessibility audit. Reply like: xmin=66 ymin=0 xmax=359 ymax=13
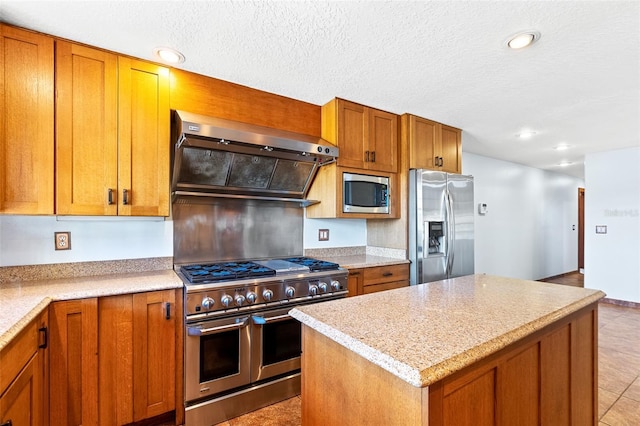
xmin=2 ymin=1 xmax=639 ymax=178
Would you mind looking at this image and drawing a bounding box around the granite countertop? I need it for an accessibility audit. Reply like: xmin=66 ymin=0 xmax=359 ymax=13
xmin=318 ymin=254 xmax=409 ymax=270
xmin=0 ymin=269 xmax=182 ymax=352
xmin=290 ymin=274 xmax=605 ymax=388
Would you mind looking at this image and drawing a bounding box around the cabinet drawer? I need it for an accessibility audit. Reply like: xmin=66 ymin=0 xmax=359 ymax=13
xmin=363 ymin=264 xmax=409 ymax=286
xmin=0 ymin=316 xmax=40 ymax=395
xmin=363 ymin=280 xmax=409 ymax=295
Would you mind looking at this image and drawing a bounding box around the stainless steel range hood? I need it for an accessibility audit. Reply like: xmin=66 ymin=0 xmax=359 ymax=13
xmin=171 ymin=110 xmax=338 ymax=205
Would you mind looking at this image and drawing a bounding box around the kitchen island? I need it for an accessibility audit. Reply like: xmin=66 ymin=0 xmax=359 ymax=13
xmin=290 ymin=274 xmax=605 ymax=426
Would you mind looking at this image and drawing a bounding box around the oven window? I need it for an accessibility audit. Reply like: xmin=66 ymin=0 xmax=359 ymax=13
xmin=262 ymin=318 xmax=301 ymax=366
xmin=200 ymin=330 xmax=240 ymax=383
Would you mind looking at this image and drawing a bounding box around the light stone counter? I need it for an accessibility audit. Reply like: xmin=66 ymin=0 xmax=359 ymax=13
xmin=0 ymin=269 xmax=182 ymax=352
xmin=290 ymin=273 xmax=605 ymax=388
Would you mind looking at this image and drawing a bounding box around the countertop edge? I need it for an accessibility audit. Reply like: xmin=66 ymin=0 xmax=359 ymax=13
xmin=290 ymin=287 xmax=606 ymax=388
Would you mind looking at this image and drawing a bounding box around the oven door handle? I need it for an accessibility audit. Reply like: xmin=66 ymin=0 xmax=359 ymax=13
xmin=252 ymin=314 xmax=291 ymax=325
xmin=187 ymin=317 xmax=250 ymax=336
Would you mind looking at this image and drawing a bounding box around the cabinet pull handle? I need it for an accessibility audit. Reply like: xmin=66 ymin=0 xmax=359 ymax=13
xmin=382 ymin=272 xmax=393 ymax=277
xmin=371 ymin=151 xmax=376 ymax=162
xmin=365 ymin=150 xmax=370 ymax=162
xmin=2 ymin=420 xmax=13 ymax=426
xmin=350 ymin=271 xmax=361 ymax=276
xmin=440 ymin=157 xmax=444 ymax=166
xmin=38 ymin=326 xmax=48 ymax=349
xmin=107 ymin=188 xmax=114 ymax=205
xmin=165 ymin=302 xmax=171 ymax=320
xmin=123 ymin=189 xmax=129 ymax=205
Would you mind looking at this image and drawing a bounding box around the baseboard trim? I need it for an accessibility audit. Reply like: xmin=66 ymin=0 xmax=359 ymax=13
xmin=600 ymin=298 xmax=640 ymax=309
xmin=539 ymin=270 xmax=580 ymax=282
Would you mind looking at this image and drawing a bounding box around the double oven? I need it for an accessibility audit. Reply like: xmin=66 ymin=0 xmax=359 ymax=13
xmin=179 ymin=258 xmax=347 ymax=424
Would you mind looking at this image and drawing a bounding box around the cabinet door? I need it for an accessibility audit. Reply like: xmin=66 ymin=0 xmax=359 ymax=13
xmin=132 ymin=290 xmax=176 ymax=421
xmin=440 ymin=125 xmax=461 ymax=174
xmin=368 ymin=109 xmax=398 ymax=173
xmin=336 ymin=99 xmax=367 ymax=170
xmin=0 ymin=25 xmax=54 ymax=214
xmin=408 ymin=115 xmax=439 ymax=170
xmin=0 ymin=353 xmax=43 ymax=426
xmin=56 ymin=42 xmax=118 ymax=215
xmin=347 ymin=268 xmax=364 ymax=296
xmin=49 ymin=299 xmax=99 ymax=425
xmin=118 ymin=58 xmax=170 ymax=216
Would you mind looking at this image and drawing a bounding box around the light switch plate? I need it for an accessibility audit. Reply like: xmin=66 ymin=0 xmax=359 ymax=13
xmin=595 ymin=225 xmax=607 ymax=234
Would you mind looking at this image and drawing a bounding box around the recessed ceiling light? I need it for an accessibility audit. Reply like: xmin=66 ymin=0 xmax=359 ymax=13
xmin=517 ymin=131 xmax=537 ymax=139
xmin=558 ymin=161 xmax=573 ymax=167
xmin=554 ymin=144 xmax=571 ymax=151
xmin=153 ymin=47 xmax=185 ymax=64
xmin=505 ymin=30 xmax=541 ymax=49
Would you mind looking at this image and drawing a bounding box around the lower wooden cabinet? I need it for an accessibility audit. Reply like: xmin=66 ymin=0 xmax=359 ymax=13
xmin=49 ymin=289 xmax=181 ymax=425
xmin=347 ymin=263 xmax=409 ymax=296
xmin=0 ymin=309 xmax=48 ymax=426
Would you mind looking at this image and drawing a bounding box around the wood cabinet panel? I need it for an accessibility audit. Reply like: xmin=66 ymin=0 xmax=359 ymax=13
xmin=170 ymin=68 xmax=320 ymax=137
xmin=346 ymin=268 xmax=363 ymax=297
xmin=571 ymin=308 xmax=597 ymax=425
xmin=541 ymin=324 xmax=571 ymax=425
xmin=336 ymin=100 xmax=367 ymax=170
xmin=118 ymin=57 xmax=170 ymax=216
xmin=0 ymin=25 xmax=54 ymax=214
xmin=363 ymin=263 xmax=409 ymax=286
xmin=498 ymin=344 xmax=540 ymax=425
xmin=369 ymin=108 xmax=398 ymax=173
xmin=132 ymin=290 xmax=176 ymax=420
xmin=443 ymin=369 xmax=495 ymax=426
xmin=50 ymin=299 xmax=99 ymax=425
xmin=0 ymin=353 xmax=43 ymax=426
xmin=56 ymin=41 xmax=118 ymax=215
xmin=0 ymin=309 xmax=47 ymax=426
xmin=362 ymin=280 xmax=408 ymax=294
xmin=56 ymin=42 xmax=170 ymax=216
xmin=402 ymin=113 xmax=461 ymax=174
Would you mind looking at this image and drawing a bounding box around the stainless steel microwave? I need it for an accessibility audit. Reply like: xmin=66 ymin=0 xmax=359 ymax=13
xmin=343 ymin=172 xmax=390 ymax=214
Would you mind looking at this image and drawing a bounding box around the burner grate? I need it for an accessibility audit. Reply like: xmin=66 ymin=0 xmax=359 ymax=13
xmin=283 ymin=257 xmax=340 ymax=272
xmin=181 ymin=261 xmax=276 ymax=283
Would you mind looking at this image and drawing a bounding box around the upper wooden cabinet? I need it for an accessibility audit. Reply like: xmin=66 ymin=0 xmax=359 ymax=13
xmin=0 ymin=25 xmax=54 ymax=214
xmin=322 ymin=98 xmax=398 ymax=173
xmin=56 ymin=41 xmax=170 ymax=216
xmin=402 ymin=114 xmax=461 ymax=174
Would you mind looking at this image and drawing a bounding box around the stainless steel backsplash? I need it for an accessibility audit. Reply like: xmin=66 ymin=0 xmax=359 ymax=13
xmin=172 ymin=197 xmax=303 ymax=265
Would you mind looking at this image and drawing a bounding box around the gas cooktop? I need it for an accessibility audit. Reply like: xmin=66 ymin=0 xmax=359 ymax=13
xmin=180 ymin=257 xmax=340 ymax=285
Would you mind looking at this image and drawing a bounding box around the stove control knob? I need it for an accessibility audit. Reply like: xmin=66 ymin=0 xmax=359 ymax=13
xmin=220 ymin=295 xmax=233 ymax=308
xmin=318 ymin=282 xmax=328 ymax=293
xmin=246 ymin=291 xmax=257 ymax=304
xmin=285 ymin=286 xmax=295 ymax=299
xmin=235 ymin=295 xmax=246 ymax=306
xmin=201 ymin=297 xmax=215 ymax=310
xmin=331 ymin=280 xmax=341 ymax=291
xmin=262 ymin=289 xmax=274 ymax=302
xmin=309 ymin=284 xmax=319 ymax=296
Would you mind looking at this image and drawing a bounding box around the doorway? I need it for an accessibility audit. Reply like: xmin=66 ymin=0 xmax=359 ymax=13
xmin=578 ymin=187 xmax=585 ymax=271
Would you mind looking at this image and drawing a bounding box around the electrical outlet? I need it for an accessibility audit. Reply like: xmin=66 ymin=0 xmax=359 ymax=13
xmin=55 ymin=232 xmax=71 ymax=250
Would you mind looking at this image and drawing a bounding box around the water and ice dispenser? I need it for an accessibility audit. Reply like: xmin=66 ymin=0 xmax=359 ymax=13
xmin=427 ymin=221 xmax=445 ymax=254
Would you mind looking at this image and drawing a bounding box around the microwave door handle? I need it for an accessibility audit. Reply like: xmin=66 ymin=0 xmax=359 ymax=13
xmin=188 ymin=317 xmax=249 ymax=336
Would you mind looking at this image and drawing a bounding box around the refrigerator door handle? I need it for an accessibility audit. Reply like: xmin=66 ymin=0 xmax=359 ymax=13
xmin=446 ymin=190 xmax=455 ymax=275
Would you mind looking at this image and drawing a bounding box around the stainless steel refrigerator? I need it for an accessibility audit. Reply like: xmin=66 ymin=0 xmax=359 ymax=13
xmin=409 ymin=170 xmax=474 ymax=285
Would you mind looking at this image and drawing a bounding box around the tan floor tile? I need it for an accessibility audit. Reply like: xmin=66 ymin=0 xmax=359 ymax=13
xmin=623 ymin=376 xmax=640 ymax=402
xmin=227 ymin=396 xmax=301 ymax=426
xmin=599 ymin=361 xmax=638 ymax=394
xmin=599 ymin=387 xmax=620 ymax=419
xmin=600 ymin=396 xmax=640 ymax=426
xmin=599 ymin=348 xmax=640 ymax=375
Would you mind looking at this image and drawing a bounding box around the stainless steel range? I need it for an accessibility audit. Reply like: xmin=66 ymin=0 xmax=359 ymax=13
xmin=170 ymin=111 xmax=344 ymax=425
xmin=179 ymin=257 xmax=347 ymax=425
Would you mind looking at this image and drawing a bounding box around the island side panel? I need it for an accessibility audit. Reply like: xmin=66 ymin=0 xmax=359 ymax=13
xmin=428 ymin=303 xmax=598 ymax=426
xmin=300 ymin=326 xmax=428 ymax=425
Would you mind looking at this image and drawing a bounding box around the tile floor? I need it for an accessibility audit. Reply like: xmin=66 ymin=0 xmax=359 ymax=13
xmin=214 ymin=273 xmax=640 ymax=425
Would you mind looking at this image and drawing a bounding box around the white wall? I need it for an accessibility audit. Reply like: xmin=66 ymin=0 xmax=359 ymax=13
xmin=0 ymin=216 xmax=172 ymax=267
xmin=303 ymin=216 xmax=367 ymax=249
xmin=584 ymin=147 xmax=640 ymax=303
xmin=463 ymin=152 xmax=584 ymax=280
